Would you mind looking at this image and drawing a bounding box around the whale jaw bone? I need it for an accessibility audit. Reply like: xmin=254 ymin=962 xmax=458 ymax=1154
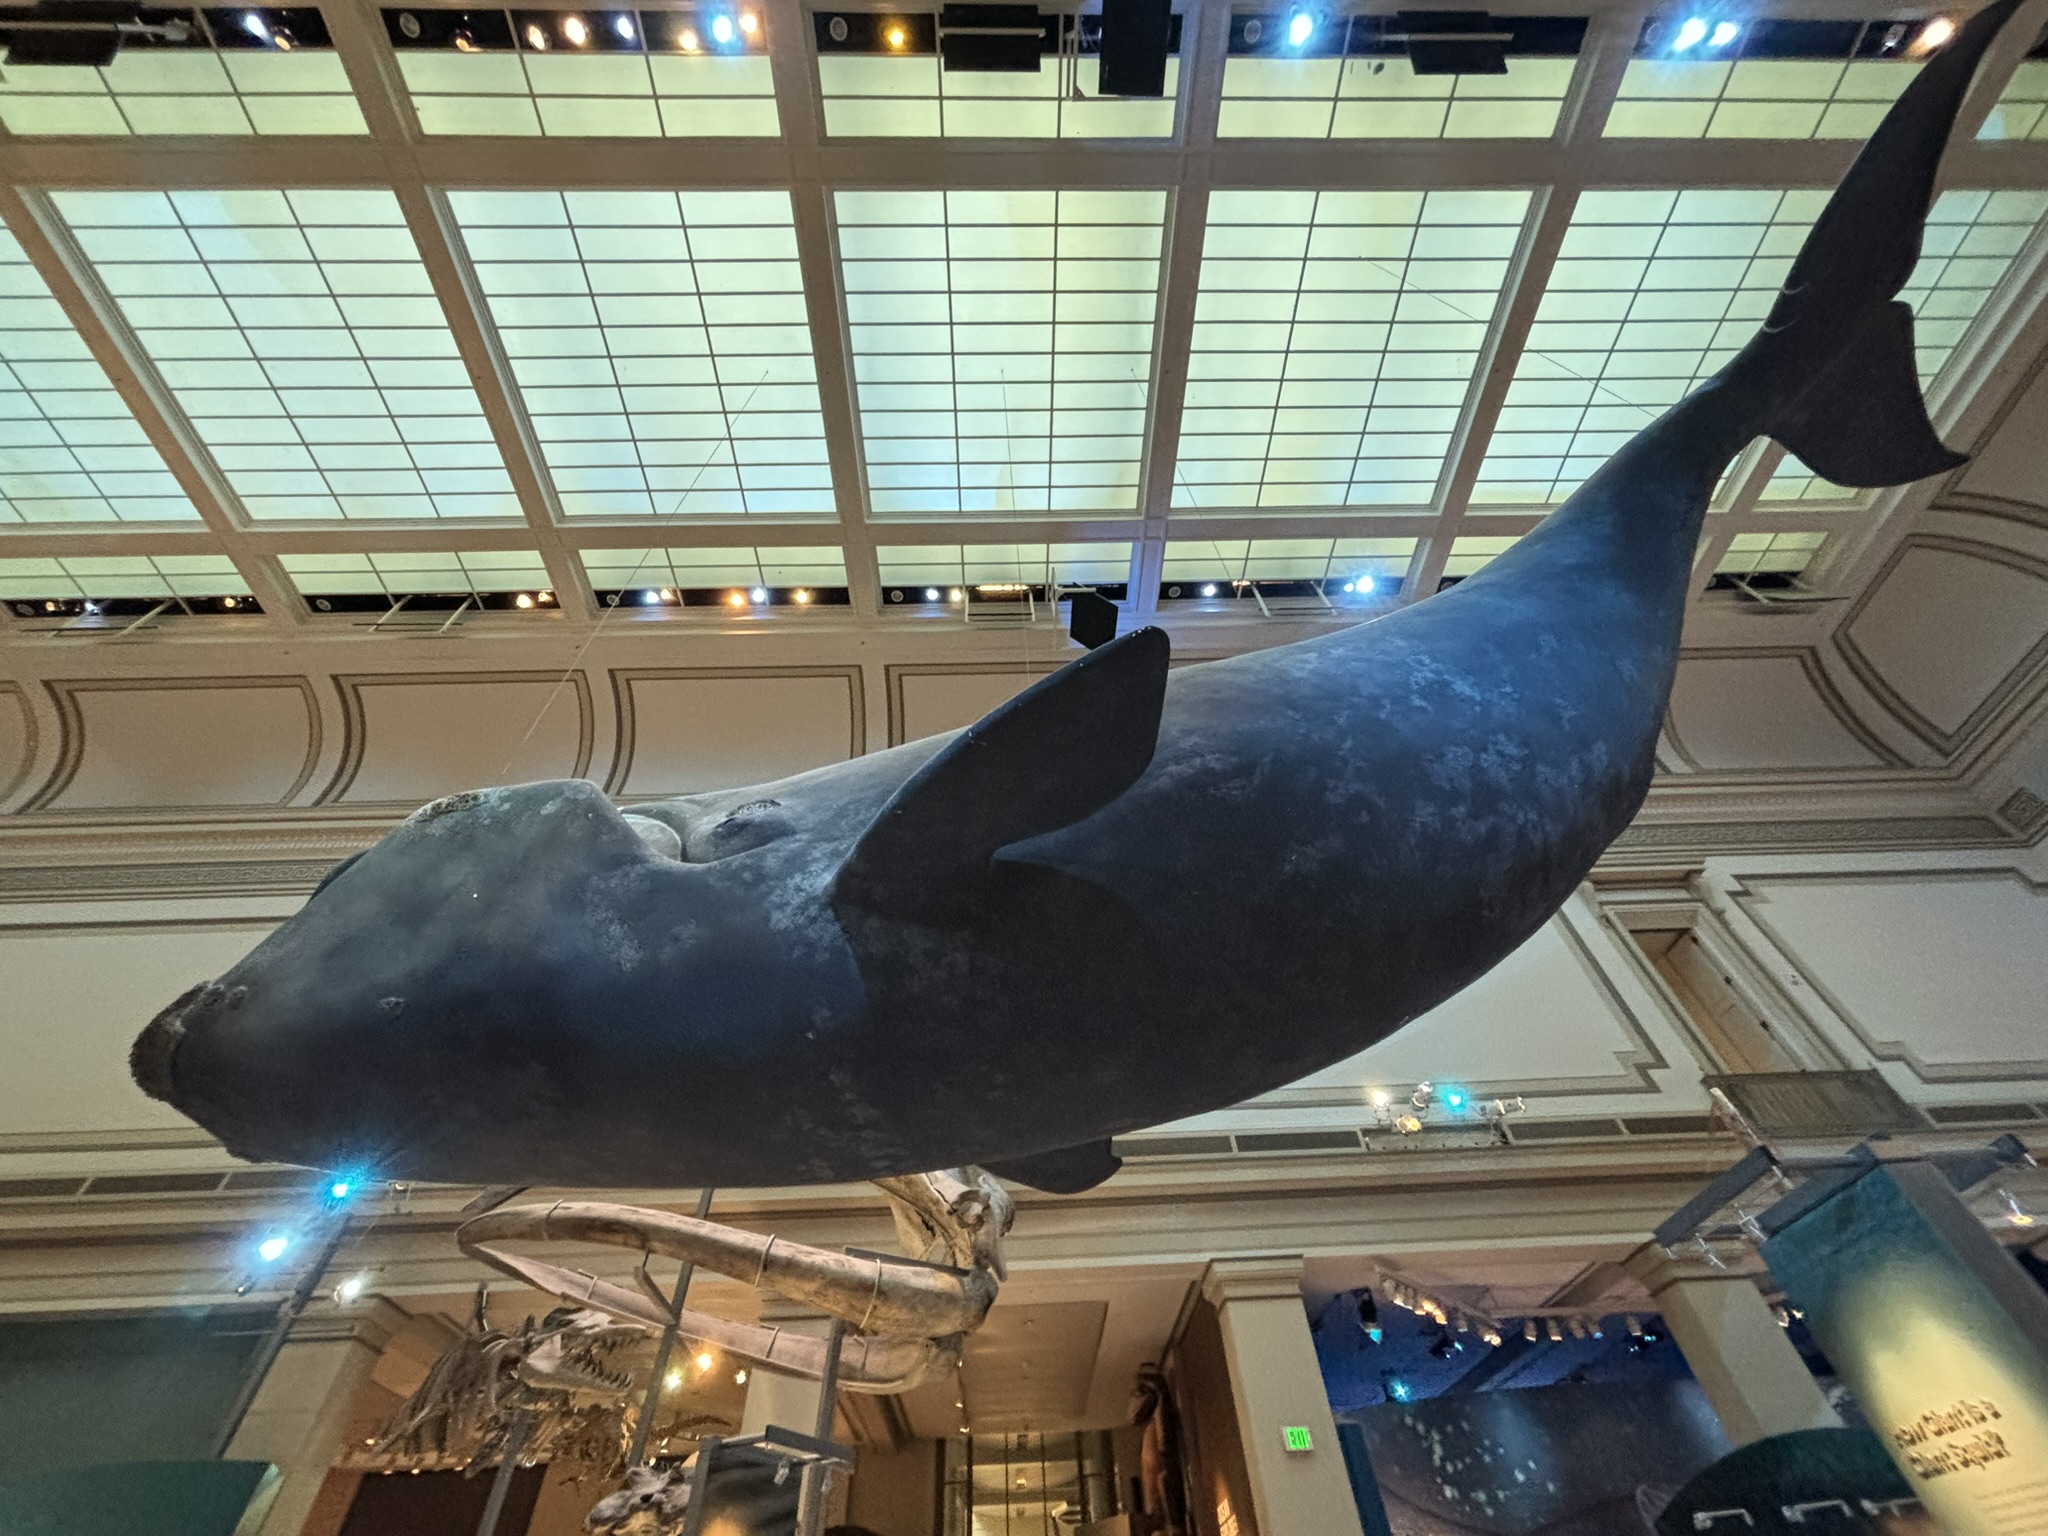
xmin=455 ymin=1168 xmax=1011 ymax=1393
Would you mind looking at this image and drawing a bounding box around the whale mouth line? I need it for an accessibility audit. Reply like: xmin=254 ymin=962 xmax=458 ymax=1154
xmin=131 ymin=982 xmax=203 ymax=1104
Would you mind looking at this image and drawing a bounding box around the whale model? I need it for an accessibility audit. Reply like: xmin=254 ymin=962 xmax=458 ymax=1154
xmin=133 ymin=0 xmax=2018 ymax=1193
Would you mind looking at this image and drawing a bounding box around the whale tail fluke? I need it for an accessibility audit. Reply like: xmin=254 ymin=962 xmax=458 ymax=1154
xmin=1729 ymin=0 xmax=2025 ymax=488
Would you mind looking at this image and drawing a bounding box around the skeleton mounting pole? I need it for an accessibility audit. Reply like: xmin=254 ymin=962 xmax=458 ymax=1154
xmin=794 ymin=1317 xmax=849 ymax=1536
xmin=210 ymin=1210 xmax=352 ymax=1458
xmin=474 ymin=1411 xmax=532 ymax=1536
xmin=625 ymin=1186 xmax=716 ymax=1466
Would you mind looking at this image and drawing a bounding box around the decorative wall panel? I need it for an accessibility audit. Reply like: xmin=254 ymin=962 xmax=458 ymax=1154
xmin=887 ymin=663 xmax=1054 ymax=745
xmin=1840 ymin=539 xmax=2048 ymax=749
xmin=1733 ymin=869 xmax=2048 ymax=1082
xmin=326 ymin=672 xmax=592 ymax=806
xmin=30 ymin=679 xmax=318 ymax=813
xmin=1666 ymin=651 xmax=1890 ymax=771
xmin=1955 ymin=358 xmax=2048 ymax=511
xmin=608 ymin=668 xmax=862 ymax=798
xmin=0 ymin=684 xmax=35 ymax=806
xmin=1273 ymin=912 xmax=1668 ymax=1102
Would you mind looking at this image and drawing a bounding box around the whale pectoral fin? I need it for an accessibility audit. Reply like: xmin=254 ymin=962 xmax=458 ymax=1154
xmin=984 ymin=1139 xmax=1122 ymax=1194
xmin=833 ymin=626 xmax=1170 ymax=921
xmin=1770 ymin=301 xmax=1968 ymax=488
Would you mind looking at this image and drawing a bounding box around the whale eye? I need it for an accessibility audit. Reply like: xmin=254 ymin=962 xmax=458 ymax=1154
xmin=622 ymin=813 xmax=683 ymax=860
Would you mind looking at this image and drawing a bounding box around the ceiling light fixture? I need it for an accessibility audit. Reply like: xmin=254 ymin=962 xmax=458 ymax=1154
xmin=711 ymin=13 xmax=735 ymax=45
xmin=257 ymin=1234 xmax=290 ymax=1263
xmin=562 ymin=14 xmax=589 ymax=45
xmin=1914 ymin=14 xmax=1956 ymax=52
xmin=885 ymin=21 xmax=907 ymax=47
xmin=525 ymin=22 xmax=548 ymax=48
xmin=923 ymin=586 xmax=940 ymax=601
xmin=515 ymin=592 xmax=533 ymax=608
xmin=793 ymin=588 xmax=812 ymax=604
xmin=1285 ymin=9 xmax=1314 ymax=47
xmin=749 ymin=586 xmax=768 ymax=603
xmin=1708 ymin=19 xmax=1739 ymax=46
xmin=614 ymin=12 xmax=636 ymax=41
xmin=241 ymin=11 xmax=269 ymax=40
xmin=738 ymin=10 xmax=759 ymax=35
xmin=1670 ymin=16 xmax=1708 ymax=50
xmin=679 ymin=25 xmax=699 ymax=49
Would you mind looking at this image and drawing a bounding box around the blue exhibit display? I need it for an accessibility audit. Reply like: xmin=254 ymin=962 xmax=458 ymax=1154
xmin=1762 ymin=1159 xmax=2048 ymax=1536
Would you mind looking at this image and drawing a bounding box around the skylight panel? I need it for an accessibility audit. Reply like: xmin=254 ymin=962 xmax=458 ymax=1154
xmin=50 ymin=188 xmax=519 ymax=523
xmin=280 ymin=549 xmax=550 ymax=595
xmin=1444 ymin=533 xmax=1518 ymax=576
xmin=0 ymin=8 xmax=366 ymax=136
xmin=1717 ymin=530 xmax=1825 ymax=575
xmin=814 ymin=11 xmax=1179 ymax=138
xmin=384 ymin=8 xmax=778 ymax=137
xmin=583 ymin=544 xmax=848 ymax=587
xmin=1219 ymin=14 xmax=1584 ymax=139
xmin=1606 ymin=16 xmax=1941 ymax=140
xmin=450 ymin=190 xmax=830 ymax=519
xmin=0 ymin=553 xmax=247 ymax=600
xmin=0 ymin=231 xmax=198 ymax=525
xmin=839 ymin=190 xmax=1165 ymax=518
xmin=1176 ymin=188 xmax=1529 ymax=512
xmin=1472 ymin=187 xmax=1825 ymax=508
xmin=1978 ymin=31 xmax=2048 ymax=139
xmin=1160 ymin=535 xmax=1414 ymax=582
xmin=877 ymin=542 xmax=1131 ymax=591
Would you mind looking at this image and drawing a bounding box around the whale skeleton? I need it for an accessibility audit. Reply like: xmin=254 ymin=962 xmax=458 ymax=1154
xmin=456 ymin=1167 xmax=1015 ymax=1392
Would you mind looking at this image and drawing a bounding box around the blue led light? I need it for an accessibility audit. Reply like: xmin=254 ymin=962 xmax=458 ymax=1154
xmin=1671 ymin=16 xmax=1708 ymax=49
xmin=258 ymin=1234 xmax=290 ymax=1263
xmin=242 ymin=11 xmax=269 ymax=39
xmin=1709 ymin=20 xmax=1739 ymax=46
xmin=329 ymin=1180 xmax=351 ymax=1200
xmin=1441 ymin=1086 xmax=1467 ymax=1111
xmin=1285 ymin=10 xmax=1313 ymax=46
xmin=711 ymin=13 xmax=735 ymax=44
xmin=615 ymin=13 xmax=636 ymax=40
xmin=1387 ymin=1378 xmax=1412 ymax=1402
xmin=1353 ymin=572 xmax=1376 ymax=596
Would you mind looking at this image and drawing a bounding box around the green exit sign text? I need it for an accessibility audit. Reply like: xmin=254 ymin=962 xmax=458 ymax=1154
xmin=1281 ymin=1426 xmax=1313 ymax=1453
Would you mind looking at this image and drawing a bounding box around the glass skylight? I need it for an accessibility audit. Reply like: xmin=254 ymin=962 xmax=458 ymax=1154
xmin=385 ymin=7 xmax=777 ymax=136
xmin=1176 ymin=189 xmax=1530 ymax=512
xmin=1978 ymin=36 xmax=2048 ymax=139
xmin=1606 ymin=17 xmax=1935 ymax=140
xmin=876 ymin=542 xmax=1131 ymax=589
xmin=814 ymin=12 xmax=1178 ymax=138
xmin=1471 ymin=187 xmax=1824 ymax=508
xmin=0 ymin=9 xmax=366 ymax=136
xmin=449 ymin=190 xmax=831 ymax=519
xmin=1219 ymin=15 xmax=1584 ymax=139
xmin=839 ymin=190 xmax=1165 ymax=518
xmin=1160 ymin=536 xmax=1415 ymax=582
xmin=1717 ymin=529 xmax=1825 ymax=574
xmin=582 ymin=545 xmax=848 ymax=588
xmin=0 ymin=553 xmax=246 ymax=598
xmin=0 ymin=231 xmax=198 ymax=525
xmin=51 ymin=189 xmax=519 ymax=524
xmin=279 ymin=549 xmax=550 ymax=595
xmin=1444 ymin=533 xmax=1520 ymax=576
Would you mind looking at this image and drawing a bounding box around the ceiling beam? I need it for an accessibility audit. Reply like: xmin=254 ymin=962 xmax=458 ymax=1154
xmin=0 ymin=188 xmax=305 ymax=631
xmin=322 ymin=0 xmax=598 ymax=622
xmin=769 ymin=0 xmax=882 ymax=618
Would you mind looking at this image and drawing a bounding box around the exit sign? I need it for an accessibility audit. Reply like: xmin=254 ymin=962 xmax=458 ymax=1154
xmin=1281 ymin=1426 xmax=1313 ymax=1453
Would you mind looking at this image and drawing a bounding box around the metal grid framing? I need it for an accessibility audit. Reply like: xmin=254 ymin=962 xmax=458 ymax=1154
xmin=0 ymin=0 xmax=2042 ymax=638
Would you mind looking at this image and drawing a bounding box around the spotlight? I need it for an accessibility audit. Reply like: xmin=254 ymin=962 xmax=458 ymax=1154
xmin=222 ymin=596 xmax=238 ymax=608
xmin=334 ymin=1274 xmax=367 ymax=1303
xmin=1385 ymin=1377 xmax=1411 ymax=1403
xmin=735 ymin=1369 xmax=748 ymax=1384
xmin=727 ymin=590 xmax=747 ymax=607
xmin=82 ymin=600 xmax=98 ymax=614
xmin=525 ymin=22 xmax=548 ymax=48
xmin=749 ymin=586 xmax=768 ymax=603
xmin=1708 ymin=19 xmax=1739 ymax=46
xmin=1285 ymin=9 xmax=1314 ymax=47
xmin=1199 ymin=583 xmax=1217 ymax=598
xmin=949 ymin=587 xmax=964 ymax=603
xmin=1624 ymin=1315 xmax=1643 ymax=1337
xmin=664 ymin=1369 xmax=683 ymax=1390
xmin=661 ymin=587 xmax=676 ymax=601
xmin=679 ymin=26 xmax=699 ymax=48
xmin=793 ymin=588 xmax=812 ymax=604
xmin=1523 ymin=1318 xmax=1539 ymax=1342
xmin=1352 ymin=572 xmax=1376 ymax=595
xmin=327 ymin=1178 xmax=353 ymax=1201
xmin=515 ymin=592 xmax=533 ymax=608
xmin=539 ymin=590 xmax=554 ymax=603
xmin=1441 ymin=1086 xmax=1466 ymax=1111
xmin=1670 ymin=15 xmax=1707 ymax=49
xmin=710 ymin=13 xmax=735 ymax=44
xmin=1369 ymin=1088 xmax=1390 ymax=1107
xmin=641 ymin=589 xmax=661 ymax=605
xmin=1545 ymin=1318 xmax=1563 ymax=1342
xmin=924 ymin=586 xmax=940 ymax=601
xmin=738 ymin=10 xmax=758 ymax=33
xmin=242 ymin=10 xmax=269 ymax=39
xmin=885 ymin=22 xmax=907 ymax=47
xmin=614 ymin=12 xmax=636 ymax=40
xmin=695 ymin=1350 xmax=714 ymax=1370
xmin=1916 ymin=15 xmax=1956 ymax=51
xmin=2001 ymin=1189 xmax=2035 ymax=1227
xmin=562 ymin=14 xmax=589 ymax=45
xmin=258 ymin=1234 xmax=290 ymax=1263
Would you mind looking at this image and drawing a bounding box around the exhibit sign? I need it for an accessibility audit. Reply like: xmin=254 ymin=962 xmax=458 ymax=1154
xmin=1762 ymin=1160 xmax=2048 ymax=1536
